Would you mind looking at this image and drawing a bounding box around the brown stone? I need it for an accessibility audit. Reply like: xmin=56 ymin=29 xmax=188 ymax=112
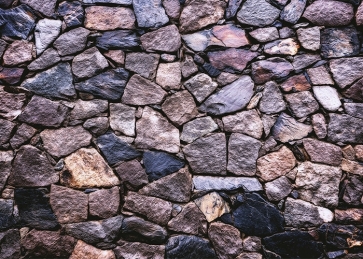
xmin=181 ymin=55 xmax=198 ymax=78
xmin=208 ymin=48 xmax=258 ymax=72
xmin=114 ymin=240 xmax=164 ymax=259
xmin=355 ymin=145 xmax=363 ymax=161
xmin=114 ymin=160 xmax=148 ymax=190
xmin=69 ymin=99 xmax=108 ymax=121
xmin=264 ymin=38 xmax=300 ymax=56
xmin=156 ymin=62 xmax=181 ymax=90
xmin=251 ymin=58 xmax=293 ymax=84
xmin=141 ymin=25 xmax=181 ymax=53
xmin=236 ymin=253 xmax=263 ymax=259
xmin=341 ymin=158 xmax=363 ymax=176
xmin=258 ymin=81 xmax=286 ymax=115
xmin=265 ymin=176 xmax=292 ymax=202
xmin=104 ymin=50 xmax=125 ymax=66
xmin=0 ymin=118 xmax=15 ymax=146
xmin=89 ymin=187 xmax=120 ymax=219
xmin=83 ymin=117 xmax=109 ymax=136
xmin=212 ymin=24 xmax=250 ymax=48
xmin=303 ymin=138 xmax=342 ymax=166
xmin=280 ymin=74 xmax=311 ymax=92
xmin=125 ymin=52 xmax=160 ymax=80
xmin=357 ymin=2 xmax=363 ymax=26
xmin=69 ymin=240 xmax=116 ymax=259
xmin=163 ymin=0 xmax=181 ymax=20
xmin=194 ymin=192 xmax=230 ymax=222
xmin=312 ymin=113 xmax=327 ymax=139
xmin=342 ymin=145 xmax=355 ymax=160
xmin=0 ymin=151 xmax=12 ymax=193
xmin=3 ymin=40 xmax=34 ymax=66
xmin=0 ymin=86 xmax=26 ymax=120
xmin=335 ymin=208 xmax=363 ymax=224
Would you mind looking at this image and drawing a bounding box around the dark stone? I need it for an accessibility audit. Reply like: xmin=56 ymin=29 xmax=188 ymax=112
xmin=280 ymin=0 xmax=306 ymax=24
xmin=58 ymin=1 xmax=84 ymax=28
xmin=20 ymin=0 xmax=57 ymax=16
xmin=0 ymin=86 xmax=26 ymax=121
xmin=328 ymin=114 xmax=363 ymax=144
xmin=143 ymin=151 xmax=185 ymax=181
xmin=133 ymin=0 xmax=169 ymax=28
xmin=14 ymin=188 xmax=59 ymax=230
xmin=226 ymin=0 xmax=243 ymax=19
xmin=97 ymin=131 xmax=141 ymax=165
xmin=202 ymin=63 xmax=221 ymax=77
xmin=0 ymin=199 xmax=14 ymax=230
xmin=0 ymin=118 xmax=15 ymax=146
xmin=0 ymin=229 xmax=21 ymax=259
xmin=165 ymin=235 xmax=218 ymax=259
xmin=75 ymin=68 xmax=129 ymax=100
xmin=140 ymin=24 xmax=181 ymax=53
xmin=0 ymin=0 xmax=13 ymax=8
xmin=321 ymin=27 xmax=360 ymax=58
xmin=252 ymin=58 xmax=294 ymax=84
xmin=343 ymin=175 xmax=363 ymax=206
xmin=114 ymin=159 xmax=148 ymax=190
xmin=263 ymin=231 xmax=324 ymax=258
xmin=0 ymin=67 xmax=24 ymax=85
xmin=0 ymin=151 xmax=12 ymax=193
xmin=96 ymin=30 xmax=140 ymax=50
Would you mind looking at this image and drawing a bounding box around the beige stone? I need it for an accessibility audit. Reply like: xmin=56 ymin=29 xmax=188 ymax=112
xmin=70 ymin=240 xmax=116 ymax=259
xmin=194 ymin=192 xmax=230 ymax=222
xmin=156 ymin=62 xmax=181 ymax=90
xmin=3 ymin=40 xmax=34 ymax=66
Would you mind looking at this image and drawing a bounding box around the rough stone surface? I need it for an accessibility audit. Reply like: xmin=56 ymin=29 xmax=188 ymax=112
xmin=0 ymin=151 xmax=13 ymax=192
xmin=329 ymin=57 xmax=363 ymax=89
xmin=0 ymin=86 xmax=26 ymax=120
xmin=125 ymin=52 xmax=159 ymax=79
xmin=114 ymin=240 xmax=164 ymax=259
xmin=109 ymin=103 xmax=135 ymax=136
xmin=156 ymin=62 xmax=181 ymax=90
xmin=265 ymin=176 xmax=292 ymax=202
xmin=303 ymin=138 xmax=342 ymax=166
xmin=141 ymin=25 xmax=181 ymax=53
xmin=312 ymin=113 xmax=327 ymax=139
xmin=96 ymin=30 xmax=140 ymax=50
xmin=280 ymin=0 xmax=307 ymax=24
xmin=272 ymin=113 xmax=313 ymax=142
xmin=53 ymin=27 xmax=90 ymax=56
xmin=70 ymin=240 xmax=116 ymax=259
xmin=259 ymin=81 xmax=286 ymax=114
xmin=296 ymin=27 xmax=320 ymax=51
xmin=72 ymin=47 xmax=108 ymax=79
xmin=307 ymin=66 xmax=334 ymax=85
xmin=328 ymin=114 xmax=363 ymax=144
xmin=133 ymin=0 xmax=168 ymax=28
xmin=114 ymin=160 xmax=148 ymax=190
xmin=58 ymin=1 xmax=84 ymax=28
xmin=181 ymin=117 xmax=218 ymax=143
xmin=237 ymin=0 xmax=280 ymax=27
xmin=223 ymin=109 xmax=263 ymax=139
xmin=83 ymin=117 xmax=109 ymax=136
xmin=88 ymin=187 xmax=120 ymax=219
xmin=193 ymin=176 xmax=263 ymax=192
xmin=184 ymin=73 xmax=218 ymax=103
xmin=34 ymin=19 xmax=62 ymax=55
xmin=3 ymin=40 xmax=34 ymax=66
xmin=252 ymin=58 xmax=293 ymax=84
xmin=264 ymin=38 xmax=299 ymax=56
xmin=249 ymin=27 xmax=279 ymax=43
xmin=28 ymin=48 xmax=61 ymax=71
xmin=20 ymin=0 xmax=57 ymax=16
xmin=285 ymin=91 xmax=319 ymax=118
xmin=0 ymin=119 xmax=15 ymax=146
xmin=195 ymin=192 xmax=230 ymax=222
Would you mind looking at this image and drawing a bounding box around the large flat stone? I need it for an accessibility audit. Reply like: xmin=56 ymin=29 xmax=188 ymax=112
xmin=251 ymin=58 xmax=293 ymax=84
xmin=53 ymin=27 xmax=90 ymax=56
xmin=72 ymin=47 xmax=108 ymax=79
xmin=237 ymin=0 xmax=280 ymax=27
xmin=125 ymin=52 xmax=159 ymax=79
xmin=180 ymin=117 xmax=218 ymax=143
xmin=321 ymin=27 xmax=359 ymax=58
xmin=329 ymin=57 xmax=363 ymax=89
xmin=141 ymin=25 xmax=181 ymax=52
xmin=192 ymin=176 xmax=263 ymax=192
xmin=133 ymin=0 xmax=168 ymax=28
xmin=109 ymin=103 xmax=135 ymax=137
xmin=303 ymin=138 xmax=342 ymax=166
xmin=328 ymin=113 xmax=363 ymax=144
xmin=89 ymin=187 xmax=120 ymax=219
xmin=184 ymin=73 xmax=218 ymax=103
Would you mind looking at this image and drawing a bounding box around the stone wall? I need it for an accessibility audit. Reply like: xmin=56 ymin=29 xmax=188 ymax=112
xmin=1 ymin=0 xmax=363 ymax=258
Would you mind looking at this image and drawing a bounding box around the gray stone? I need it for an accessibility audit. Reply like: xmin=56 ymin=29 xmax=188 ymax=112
xmin=243 ymin=236 xmax=262 ymax=252
xmin=329 ymin=57 xmax=363 ymax=89
xmin=217 ymin=72 xmax=240 ymax=86
xmin=280 ymin=0 xmax=306 ymax=24
xmin=83 ymin=117 xmax=109 ymax=136
xmin=0 ymin=229 xmax=21 ymax=259
xmin=328 ymin=114 xmax=363 ymax=144
xmin=156 ymin=62 xmax=181 ymax=90
xmin=69 ymin=99 xmax=108 ymax=121
xmin=226 ymin=0 xmax=243 ymax=19
xmin=284 ymin=91 xmax=319 ymax=118
xmin=321 ymin=27 xmax=359 ymax=58
xmin=262 ymin=114 xmax=278 ymax=136
xmin=342 ymin=158 xmax=363 ymax=176
xmin=34 ymin=19 xmax=61 ymax=55
xmin=312 ymin=113 xmax=327 ymax=139
xmin=163 ymin=0 xmax=181 ymax=20
xmin=58 ymin=1 xmax=84 ymax=28
xmin=114 ymin=240 xmax=164 ymax=259
xmin=306 ymin=66 xmax=334 ymax=85
xmin=0 ymin=119 xmax=15 ymax=146
xmin=345 ymin=103 xmax=363 ymax=120
xmin=28 ymin=48 xmax=61 ymax=71
xmin=140 ymin=25 xmax=181 ymax=53
xmin=0 ymin=199 xmax=14 ymax=230
xmin=237 ymin=0 xmax=280 ymax=27
xmin=181 ymin=117 xmax=218 ymax=143
xmin=192 ymin=176 xmax=263 ymax=192
xmin=53 ymin=27 xmax=90 ymax=56
xmin=125 ymin=52 xmax=160 ymax=79
xmin=252 ymin=58 xmax=293 ymax=84
xmin=20 ymin=0 xmax=57 ymax=16
xmin=249 ymin=27 xmax=279 ymax=43
xmin=0 ymin=151 xmax=13 ymax=192
xmin=110 ymin=103 xmax=135 ymax=137
xmin=72 ymin=47 xmax=108 ymax=78
xmin=133 ymin=0 xmax=168 ymax=28
xmin=343 ymin=175 xmax=363 ymax=206
xmin=89 ymin=187 xmax=120 ymax=219
xmin=184 ymin=73 xmax=218 ymax=103
xmin=296 ymin=27 xmax=320 ymax=51
xmin=303 ymin=138 xmax=342 ymax=166
xmin=335 ymin=208 xmax=363 ymax=224
xmin=264 ymin=38 xmax=300 ymax=56
xmin=0 ymin=86 xmax=26 ymax=121
xmin=265 ymin=176 xmax=292 ymax=202
xmin=3 ymin=40 xmax=34 ymax=66
xmin=259 ymin=81 xmax=286 ymax=114
xmin=181 ymin=55 xmax=198 ymax=78
xmin=292 ymin=54 xmax=320 ymax=70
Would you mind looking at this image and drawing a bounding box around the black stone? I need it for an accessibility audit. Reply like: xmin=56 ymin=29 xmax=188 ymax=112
xmin=75 ymin=68 xmax=129 ymax=100
xmin=97 ymin=131 xmax=141 ymax=165
xmin=165 ymin=235 xmax=218 ymax=259
xmin=0 ymin=199 xmax=15 ymax=230
xmin=225 ymin=0 xmax=243 ymax=19
xmin=14 ymin=189 xmax=59 ymax=230
xmin=143 ymin=151 xmax=185 ymax=182
xmin=96 ymin=30 xmax=140 ymax=50
xmin=202 ymin=63 xmax=221 ymax=77
xmin=57 ymin=1 xmax=84 ymax=28
xmin=263 ymin=231 xmax=324 ymax=258
xmin=0 ymin=0 xmax=14 ymax=8
xmin=328 ymin=113 xmax=363 ymax=144
xmin=0 ymin=229 xmax=21 ymax=259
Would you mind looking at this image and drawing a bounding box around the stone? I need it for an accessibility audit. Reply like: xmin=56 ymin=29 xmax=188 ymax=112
xmin=114 ymin=240 xmax=164 ymax=259
xmin=236 ymin=253 xmax=263 ymax=259
xmin=14 ymin=188 xmax=59 ymax=230
xmin=21 ymin=63 xmax=76 ymax=100
xmin=271 ymin=113 xmax=313 ymax=142
xmin=312 ymin=113 xmax=327 ymax=139
xmin=8 ymin=145 xmax=58 ymax=187
xmin=183 ymin=133 xmax=226 ymax=175
xmin=280 ymin=74 xmax=311 ymax=92
xmin=0 ymin=86 xmax=26 ymax=120
xmin=217 ymin=72 xmax=240 ymax=86
xmin=341 ymin=158 xmax=363 ymax=176
xmin=193 ymin=176 xmax=263 ymax=192
xmin=83 ymin=117 xmax=109 ymax=136
xmin=49 ymin=185 xmax=88 ymax=224
xmin=97 ymin=131 xmax=140 ymax=165
xmin=104 ymin=50 xmax=125 ymax=66
xmin=179 ymin=0 xmax=226 ymax=33
xmin=125 ymin=52 xmax=159 ymax=79
xmin=249 ymin=27 xmax=279 ymax=43
xmin=167 ymin=202 xmax=207 ymax=236
xmin=53 ymin=27 xmax=90 ymax=56
xmin=0 ymin=199 xmax=14 ymax=230
xmin=72 ymin=47 xmax=108 ymax=78
xmin=163 ymin=0 xmax=180 ymax=20
xmin=328 ymin=114 xmax=363 ymax=144
xmin=199 ymin=76 xmax=254 ymax=115
xmin=133 ymin=0 xmax=168 ymax=28
xmin=252 ymin=58 xmax=294 ymax=84
xmin=156 ymin=62 xmax=181 ymax=90
xmin=141 ymin=25 xmax=181 ymax=53
xmin=264 ymin=38 xmax=299 ymax=56
xmin=257 ymin=146 xmax=296 ymax=182
xmin=89 ymin=187 xmax=120 ymax=219
xmin=109 ymin=103 xmax=135 ymax=137
xmin=295 ymin=162 xmax=341 ymax=208
xmin=75 ymin=68 xmax=129 ymax=100
xmin=296 ymin=27 xmax=320 ymax=51
xmin=259 ymin=81 xmax=286 ymax=114
xmin=61 ymin=148 xmax=120 ymax=188
xmin=343 ymin=145 xmax=356 ymax=160
xmin=114 ymin=160 xmax=148 ymax=190
xmin=96 ymin=30 xmax=140 ymax=50
xmin=121 ymin=216 xmax=167 ymax=244
xmin=335 ymin=208 xmax=363 ymax=224
xmin=143 ymin=151 xmax=184 ymax=182
xmin=122 ymin=75 xmax=167 ymax=105
xmin=70 ymin=240 xmax=116 ymax=259
xmin=330 ymin=57 xmax=363 ymax=89
xmin=41 ymin=126 xmax=92 ymax=158
xmin=226 ymin=0 xmax=243 ymax=19
xmin=58 ymin=1 xmax=84 ymax=28
xmin=84 ymin=6 xmax=135 ymax=30
xmin=208 ymin=222 xmax=243 ymax=259
xmin=0 ymin=151 xmax=13 ymax=192
xmin=28 ymin=48 xmax=61 ymax=71
xmin=181 ymin=117 xmax=218 ymax=143
xmin=181 ymin=55 xmax=198 ymax=78
xmin=357 ymin=2 xmax=363 ymax=25
xmin=195 ymin=192 xmax=230 ymax=222
xmin=34 ymin=19 xmax=62 ymax=55
xmin=292 ymin=53 xmax=321 ymax=70
xmin=303 ymin=138 xmax=342 ymax=166
xmin=284 ymin=198 xmax=334 ymax=227
xmin=0 ymin=118 xmax=15 ymax=146
xmin=243 ymin=236 xmax=261 ymax=252
xmin=20 ymin=0 xmax=57 ymax=16
xmin=237 ymin=0 xmax=280 ymax=27
xmin=0 ymin=229 xmax=21 ymax=259
xmin=262 ymin=114 xmax=278 ymax=136
xmin=0 ymin=67 xmax=24 ymax=85
xmin=344 ymin=103 xmax=363 ymax=120
xmin=139 ymin=167 xmax=192 ymax=203
xmin=307 ymin=66 xmax=334 ymax=85
xmin=222 ymin=110 xmax=263 ymax=139
xmin=302 ymin=0 xmax=354 ymax=26
xmin=343 ymin=176 xmax=363 ymax=205
xmin=321 ymin=27 xmax=359 ymax=58
xmin=135 ymin=107 xmax=180 ymax=153
xmin=70 ymin=99 xmax=108 ymax=121
xmin=184 ymin=73 xmax=218 ymax=103
xmin=280 ymin=0 xmax=307 ymax=24
xmin=343 ymin=77 xmax=363 ymax=101
xmin=82 ymin=0 xmax=132 ymax=3
xmin=285 ymin=91 xmax=319 ymax=118
xmin=265 ymin=176 xmax=292 ymax=202
xmin=3 ymin=40 xmax=34 ymax=66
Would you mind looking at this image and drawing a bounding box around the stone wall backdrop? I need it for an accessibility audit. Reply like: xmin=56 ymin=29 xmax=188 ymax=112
xmin=2 ymin=0 xmax=363 ymax=258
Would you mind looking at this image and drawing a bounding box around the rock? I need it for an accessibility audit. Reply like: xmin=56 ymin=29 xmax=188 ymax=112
xmin=135 ymin=107 xmax=180 ymax=153
xmin=70 ymin=240 xmax=116 ymax=259
xmin=82 ymin=0 xmax=132 ymax=3
xmin=265 ymin=176 xmax=292 ymax=202
xmin=14 ymin=188 xmax=59 ymax=230
xmin=57 ymin=1 xmax=84 ymax=28
xmin=34 ymin=19 xmax=62 ymax=55
xmin=143 ymin=151 xmax=184 ymax=182
xmin=195 ymin=192 xmax=230 ymax=222
xmin=139 ymin=167 xmax=192 ymax=203
xmin=271 ymin=113 xmax=313 ymax=142
xmin=20 ymin=0 xmax=57 ymax=16
xmin=0 ymin=151 xmax=13 ymax=192
xmin=122 ymin=74 xmax=167 ymax=105
xmin=125 ymin=52 xmax=159 ymax=79
xmin=97 ymin=131 xmax=140 ymax=165
xmin=70 ymin=99 xmax=108 ymax=121
xmin=249 ymin=27 xmax=279 ymax=43
xmin=96 ymin=30 xmax=140 ymax=50
xmin=328 ymin=114 xmax=363 ymax=144
xmin=280 ymin=74 xmax=311 ymax=92
xmin=343 ymin=78 xmax=363 ymax=101
xmin=237 ymin=0 xmax=280 ymax=27
xmin=285 ymin=91 xmax=319 ymax=118
xmin=8 ymin=145 xmax=58 ymax=187
xmin=163 ymin=0 xmax=180 ymax=20
xmin=222 ymin=110 xmax=263 ymax=139
xmin=257 ymin=146 xmax=296 ymax=182
xmin=181 ymin=55 xmax=198 ymax=78
xmin=167 ymin=202 xmax=207 ymax=236
xmin=251 ymin=58 xmax=293 ymax=84
xmin=184 ymin=73 xmax=218 ymax=103
xmin=343 ymin=145 xmax=356 ymax=160
xmin=335 ymin=208 xmax=363 ymax=224
xmin=181 ymin=117 xmax=218 ymax=143
xmin=243 ymin=236 xmax=261 ymax=252
xmin=121 ymin=216 xmax=167 ymax=244
xmin=0 ymin=86 xmax=26 ymax=120
xmin=109 ymin=103 xmax=135 ymax=137
xmin=89 ymin=187 xmax=120 ymax=219
xmin=0 ymin=229 xmax=21 ymax=259
xmin=75 ymin=68 xmax=129 ymax=100
xmin=114 ymin=160 xmax=148 ymax=190
xmin=0 ymin=67 xmax=24 ymax=85
xmin=312 ymin=113 xmax=327 ymax=139
xmin=296 ymin=27 xmax=320 ymax=51
xmin=262 ymin=114 xmax=278 ymax=136
xmin=83 ymin=117 xmax=109 ymax=136
xmin=263 ymin=231 xmax=324 ymax=258
xmin=292 ymin=53 xmax=321 ymax=70
xmin=21 ymin=62 xmax=76 ymax=100
xmin=3 ymin=40 xmax=34 ymax=66
xmin=141 ymin=25 xmax=181 ymax=52
xmin=49 ymin=185 xmax=88 ymax=224
xmin=280 ymin=0 xmax=307 ymax=24
xmin=183 ymin=133 xmax=226 ymax=175
xmin=61 ymin=148 xmax=120 ymax=188
xmin=104 ymin=50 xmax=125 ymax=66
xmin=259 ymin=81 xmax=286 ymax=114
xmin=303 ymin=138 xmax=342 ymax=166
xmin=0 ymin=4 xmax=36 ymax=39
xmin=72 ymin=47 xmax=108 ymax=78
xmin=302 ymin=0 xmax=354 ymax=26
xmin=84 ymin=6 xmax=135 ymax=30
xmin=28 ymin=48 xmax=61 ymax=71
xmin=284 ymin=198 xmax=334 ymax=227
xmin=193 ymin=176 xmax=263 ymax=192
xmin=295 ymin=162 xmax=341 ymax=208
xmin=330 ymin=57 xmax=363 ymax=89
xmin=345 ymin=103 xmax=363 ymax=120
xmin=342 ymin=158 xmax=363 ymax=176
xmin=217 ymin=72 xmax=240 ymax=86
xmin=226 ymin=0 xmax=243 ymax=19
xmin=156 ymin=62 xmax=181 ymax=90
xmin=53 ymin=27 xmax=90 ymax=56
xmin=264 ymin=38 xmax=299 ymax=56
xmin=357 ymin=2 xmax=363 ymax=25
xmin=307 ymin=66 xmax=334 ymax=86
xmin=40 ymin=126 xmax=92 ymax=158
xmin=199 ymin=76 xmax=254 ymax=115
xmin=321 ymin=27 xmax=359 ymax=58
xmin=0 ymin=118 xmax=15 ymax=146
xmin=133 ymin=0 xmax=168 ymax=28
xmin=114 ymin=240 xmax=164 ymax=259
xmin=0 ymin=199 xmax=14 ymax=229
xmin=179 ymin=0 xmax=226 ymax=33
